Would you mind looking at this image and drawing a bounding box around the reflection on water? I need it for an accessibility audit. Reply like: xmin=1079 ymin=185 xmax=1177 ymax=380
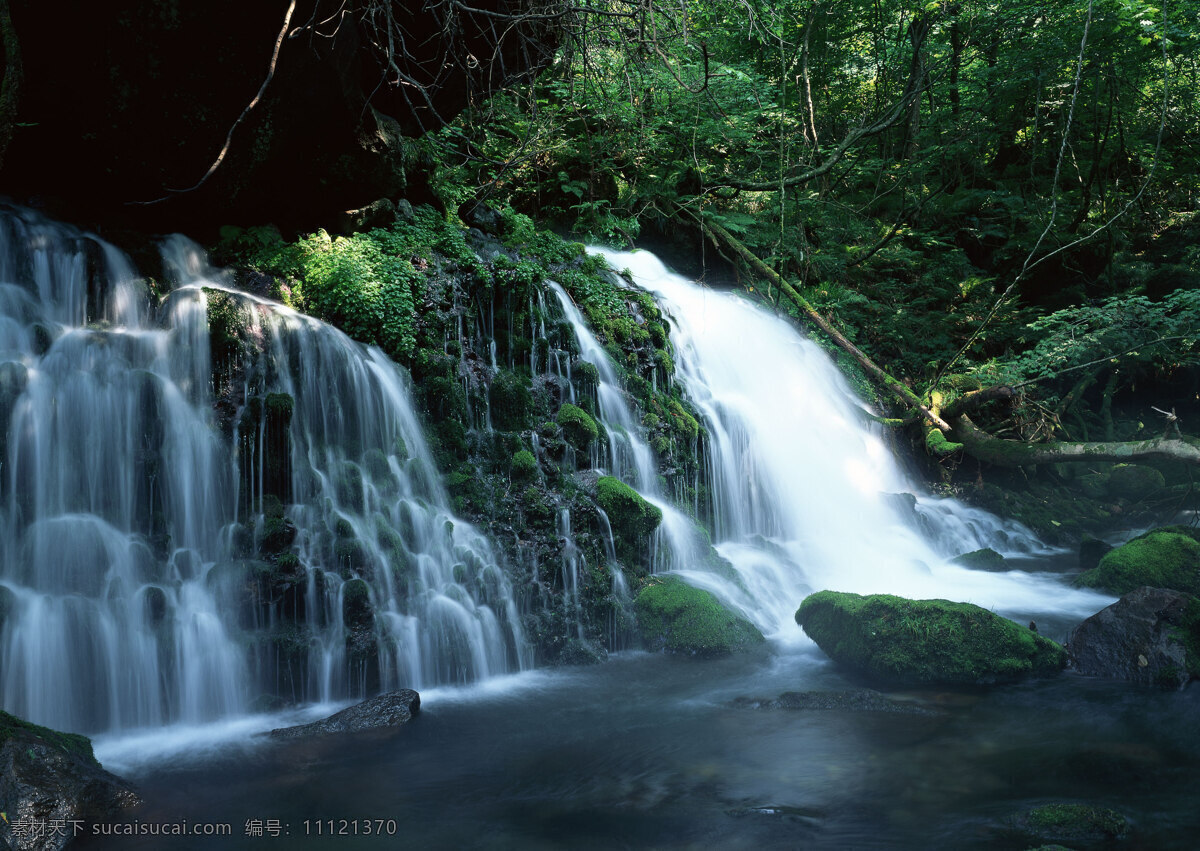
xmin=83 ymin=635 xmax=1200 ymax=850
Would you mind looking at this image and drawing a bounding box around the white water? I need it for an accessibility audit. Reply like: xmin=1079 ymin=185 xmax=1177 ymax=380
xmin=591 ymin=248 xmax=1111 ymax=638
xmin=0 ymin=210 xmax=528 ymax=734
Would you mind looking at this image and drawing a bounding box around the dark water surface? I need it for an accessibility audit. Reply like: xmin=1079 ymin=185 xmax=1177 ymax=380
xmin=82 ymin=641 xmax=1200 ymax=850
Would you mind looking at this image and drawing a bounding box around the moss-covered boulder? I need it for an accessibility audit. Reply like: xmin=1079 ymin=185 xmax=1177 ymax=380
xmin=556 ymin=402 xmax=599 ymax=451
xmin=510 ymin=449 xmax=538 ymax=482
xmin=795 ymin=591 xmax=1067 ymax=686
xmin=1106 ymin=463 xmax=1165 ymax=501
xmin=635 ymin=576 xmax=764 ymax=657
xmin=1017 ymin=803 xmax=1127 ymax=844
xmin=1077 ymin=529 xmax=1200 ymax=595
xmin=595 ymin=476 xmax=663 ymax=569
xmin=950 ymin=548 xmax=1006 ymax=571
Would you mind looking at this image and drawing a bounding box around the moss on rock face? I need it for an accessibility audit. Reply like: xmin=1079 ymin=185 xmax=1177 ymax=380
xmin=795 ymin=590 xmax=1067 ymax=686
xmin=1077 ymin=530 xmax=1200 ymax=595
xmin=635 ymin=576 xmax=764 ymax=657
xmin=595 ymin=476 xmax=662 ymax=570
xmin=0 ymin=710 xmax=98 ymax=767
xmin=556 ymin=402 xmax=599 ymax=451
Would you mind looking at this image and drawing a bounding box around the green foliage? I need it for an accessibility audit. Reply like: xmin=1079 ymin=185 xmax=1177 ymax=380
xmin=795 ymin=590 xmax=1067 ymax=686
xmin=635 ymin=576 xmax=764 ymax=657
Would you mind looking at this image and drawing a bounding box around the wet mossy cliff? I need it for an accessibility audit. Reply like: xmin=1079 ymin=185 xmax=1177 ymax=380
xmin=215 ymin=205 xmax=713 ymax=670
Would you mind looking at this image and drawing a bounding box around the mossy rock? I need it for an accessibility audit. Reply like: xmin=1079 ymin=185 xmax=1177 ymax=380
xmin=1019 ymin=803 xmax=1126 ymax=843
xmin=1077 ymin=530 xmax=1200 ymax=595
xmin=635 ymin=576 xmax=764 ymax=657
xmin=342 ymin=578 xmax=373 ymax=629
xmin=595 ymin=476 xmax=662 ymax=568
xmin=0 ymin=710 xmax=98 ymax=767
xmin=556 ymin=402 xmax=599 ymax=451
xmin=1106 ymin=463 xmax=1165 ymax=501
xmin=510 ymin=449 xmax=538 ymax=482
xmin=950 ymin=548 xmax=1006 ymax=571
xmin=795 ymin=591 xmax=1067 ymax=687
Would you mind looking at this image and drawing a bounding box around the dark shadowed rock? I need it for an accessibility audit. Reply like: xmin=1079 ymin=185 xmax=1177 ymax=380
xmin=1067 ymin=586 xmax=1198 ymax=689
xmin=0 ymin=712 xmax=140 ymax=851
xmin=1079 ymin=534 xmax=1114 ymax=571
xmin=268 ymin=690 xmax=420 ymax=741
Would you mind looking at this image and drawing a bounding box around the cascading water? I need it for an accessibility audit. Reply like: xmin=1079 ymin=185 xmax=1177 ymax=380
xmin=591 ymin=248 xmax=1109 ymax=637
xmin=0 ymin=209 xmax=527 ymax=734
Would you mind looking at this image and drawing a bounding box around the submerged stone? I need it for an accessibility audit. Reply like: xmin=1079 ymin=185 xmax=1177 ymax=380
xmin=730 ymin=689 xmax=942 ymax=716
xmin=1077 ymin=529 xmax=1200 ymax=595
xmin=795 ymin=591 xmax=1067 ymax=687
xmin=635 ymin=576 xmax=764 ymax=657
xmin=268 ymin=690 xmax=420 ymax=740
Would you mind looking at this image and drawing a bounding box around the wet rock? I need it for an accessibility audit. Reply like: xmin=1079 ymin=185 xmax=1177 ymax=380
xmin=1067 ymin=586 xmax=1198 ymax=689
xmin=1078 ymin=534 xmax=1113 ymax=572
xmin=0 ymin=711 xmax=141 ymax=851
xmin=796 ymin=591 xmax=1067 ymax=687
xmin=268 ymin=690 xmax=421 ymax=741
xmin=950 ymin=547 xmax=1006 ymax=571
xmin=730 ymin=689 xmax=942 ymax=716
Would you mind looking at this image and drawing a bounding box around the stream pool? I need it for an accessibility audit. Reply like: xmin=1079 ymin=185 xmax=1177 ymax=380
xmin=84 ymin=584 xmax=1200 ymax=851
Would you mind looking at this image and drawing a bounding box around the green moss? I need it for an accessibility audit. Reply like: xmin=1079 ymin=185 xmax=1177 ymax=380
xmin=1025 ymin=803 xmax=1126 ymax=841
xmin=1077 ymin=530 xmax=1200 ymax=595
xmin=0 ymin=710 xmax=99 ymax=767
xmin=950 ymin=548 xmax=1006 ymax=570
xmin=490 ymin=370 xmax=532 ymax=432
xmin=795 ymin=591 xmax=1067 ymax=686
xmin=596 ymin=475 xmax=662 ymax=544
xmin=510 ymin=449 xmax=538 ymax=481
xmin=635 ymin=576 xmax=764 ymax=657
xmin=556 ymin=402 xmax=599 ymax=451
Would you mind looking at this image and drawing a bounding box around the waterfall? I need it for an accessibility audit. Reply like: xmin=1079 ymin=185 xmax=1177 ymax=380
xmin=0 ymin=209 xmax=527 ymax=734
xmin=590 ymin=248 xmax=1108 ymax=637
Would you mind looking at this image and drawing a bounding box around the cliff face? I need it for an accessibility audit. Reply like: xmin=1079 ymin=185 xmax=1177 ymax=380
xmin=1 ymin=0 xmax=557 ymax=232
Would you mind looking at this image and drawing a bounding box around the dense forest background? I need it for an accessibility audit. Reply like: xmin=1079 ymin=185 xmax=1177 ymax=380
xmin=2 ymin=0 xmax=1199 ymax=506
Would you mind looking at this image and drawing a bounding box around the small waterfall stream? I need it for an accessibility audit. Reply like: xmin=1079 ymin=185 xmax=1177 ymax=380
xmin=590 ymin=248 xmax=1109 ymax=637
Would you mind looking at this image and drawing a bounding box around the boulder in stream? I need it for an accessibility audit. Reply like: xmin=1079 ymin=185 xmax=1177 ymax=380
xmin=795 ymin=591 xmax=1067 ymax=687
xmin=1077 ymin=527 xmax=1200 ymax=595
xmin=635 ymin=576 xmax=764 ymax=657
xmin=1067 ymin=586 xmax=1199 ymax=689
xmin=268 ymin=690 xmax=421 ymax=741
xmin=0 ymin=711 xmax=141 ymax=851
